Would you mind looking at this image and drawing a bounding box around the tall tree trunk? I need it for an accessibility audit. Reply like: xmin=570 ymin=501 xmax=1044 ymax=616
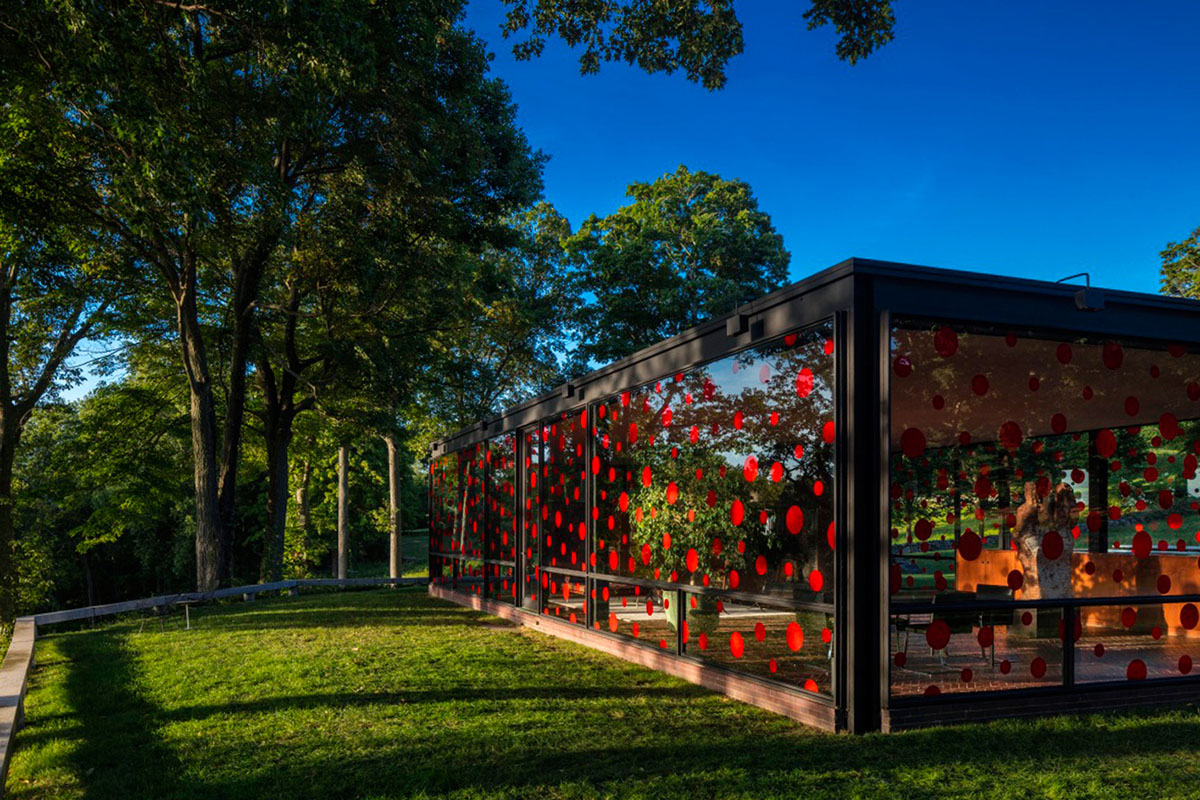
xmin=337 ymin=444 xmax=349 ymax=579
xmin=387 ymin=435 xmax=402 ymax=580
xmin=176 ymin=284 xmax=223 ymax=592
xmin=216 ymin=259 xmax=269 ymax=582
xmin=0 ymin=416 xmax=21 ymax=621
xmin=295 ymin=459 xmax=312 ymax=539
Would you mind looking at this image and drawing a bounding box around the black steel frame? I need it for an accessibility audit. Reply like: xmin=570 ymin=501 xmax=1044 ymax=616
xmin=430 ymin=257 xmax=1200 ymax=732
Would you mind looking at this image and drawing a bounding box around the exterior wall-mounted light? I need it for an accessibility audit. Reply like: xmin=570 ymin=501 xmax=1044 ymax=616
xmin=1056 ymin=272 xmax=1105 ymax=311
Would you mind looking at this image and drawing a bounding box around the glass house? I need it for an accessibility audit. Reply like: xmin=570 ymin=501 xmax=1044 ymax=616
xmin=428 ymin=258 xmax=1200 ymax=732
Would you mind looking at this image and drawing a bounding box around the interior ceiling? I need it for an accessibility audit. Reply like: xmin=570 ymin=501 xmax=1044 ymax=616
xmin=890 ymin=327 xmax=1200 ymax=451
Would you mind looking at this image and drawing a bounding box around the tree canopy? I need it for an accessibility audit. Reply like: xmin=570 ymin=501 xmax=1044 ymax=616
xmin=566 ymin=165 xmax=790 ymax=371
xmin=500 ymin=0 xmax=897 ymax=89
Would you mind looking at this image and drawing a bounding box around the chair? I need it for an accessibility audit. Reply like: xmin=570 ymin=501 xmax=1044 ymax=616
xmin=897 ymin=591 xmax=983 ymax=666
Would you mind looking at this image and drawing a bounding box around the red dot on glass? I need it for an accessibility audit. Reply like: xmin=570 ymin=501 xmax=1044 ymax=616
xmin=1127 ymin=659 xmax=1147 ymax=681
xmin=934 ymin=327 xmax=959 ymax=357
xmin=971 ymin=374 xmax=989 ymax=396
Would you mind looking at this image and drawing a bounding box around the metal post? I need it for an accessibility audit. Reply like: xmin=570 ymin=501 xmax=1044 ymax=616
xmin=1088 ymin=431 xmax=1109 ymax=553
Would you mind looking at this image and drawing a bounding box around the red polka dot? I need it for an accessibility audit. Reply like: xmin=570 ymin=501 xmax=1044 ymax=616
xmin=808 ymin=569 xmax=824 ymax=592
xmin=822 ymin=420 xmax=835 ymax=444
xmin=1042 ymin=531 xmax=1064 ymax=560
xmin=925 ymin=619 xmax=951 ymax=650
xmin=1180 ymin=604 xmax=1199 ymax=630
xmin=893 ymin=356 xmax=913 ymax=377
xmin=894 ymin=651 xmax=906 ymax=667
xmin=640 ymin=544 xmax=652 ymax=565
xmin=770 ymin=462 xmax=783 ymax=482
xmin=753 ymin=622 xmax=766 ymax=642
xmin=1181 ymin=655 xmax=1193 ymax=675
xmin=1051 ymin=413 xmax=1068 ymax=434
xmin=971 ymin=374 xmax=989 ymax=395
xmin=999 ymin=660 xmax=1012 ymax=674
xmin=730 ymin=500 xmax=744 ymax=526
xmin=958 ymin=531 xmax=982 ymax=561
xmin=1157 ymin=574 xmax=1172 ymax=594
xmin=641 ymin=466 xmax=652 ymax=487
xmin=686 ymin=548 xmax=699 ymax=572
xmin=998 ymin=421 xmax=1022 ymax=452
xmin=1132 ymin=531 xmax=1153 ymax=559
xmin=1094 ymin=643 xmax=1105 ymax=658
xmin=1030 ymin=657 xmax=1047 ymax=679
xmin=755 ymin=555 xmax=767 ymax=576
xmin=730 ymin=632 xmax=744 ymax=658
xmin=1007 ymin=570 xmax=1024 ymax=591
xmin=795 ymin=368 xmax=814 ymax=398
xmin=960 ymin=668 xmax=973 ymax=683
xmin=665 ymin=481 xmax=679 ymax=505
xmin=739 ymin=456 xmax=758 ymax=484
xmin=1102 ymin=341 xmax=1124 ymax=369
xmin=786 ymin=622 xmax=804 ymax=651
xmin=1095 ymin=429 xmax=1117 ymax=458
xmin=1124 ymin=396 xmax=1140 ymax=417
xmin=1127 ymin=659 xmax=1147 ymax=681
xmin=786 ymin=506 xmax=804 ymax=534
xmin=1056 ymin=343 xmax=1073 ymax=364
xmin=934 ymin=327 xmax=959 ymax=357
xmin=1160 ymin=412 xmax=1181 ymax=440
xmin=1121 ymin=607 xmax=1137 ymax=628
xmin=698 ymin=633 xmax=708 ymax=650
xmin=977 ymin=626 xmax=994 ymax=648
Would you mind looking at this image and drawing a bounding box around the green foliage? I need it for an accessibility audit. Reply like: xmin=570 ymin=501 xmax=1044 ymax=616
xmin=566 ymin=165 xmax=790 ymax=371
xmin=1160 ymin=224 xmax=1200 ymax=298
xmin=501 ymin=0 xmax=897 ymax=90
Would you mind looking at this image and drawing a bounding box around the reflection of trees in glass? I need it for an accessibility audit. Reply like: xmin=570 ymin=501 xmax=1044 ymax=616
xmin=541 ymin=413 xmax=588 ymax=570
xmin=594 ymin=325 xmax=835 ymax=602
xmin=891 ymin=322 xmax=1200 ymax=597
xmin=429 ymin=453 xmax=459 ymax=554
xmin=485 ymin=434 xmax=518 ymax=561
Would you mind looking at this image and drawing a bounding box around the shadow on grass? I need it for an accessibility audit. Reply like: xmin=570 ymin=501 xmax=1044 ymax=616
xmin=24 ymin=589 xmax=1200 ymax=799
xmin=57 ymin=632 xmax=190 ymax=799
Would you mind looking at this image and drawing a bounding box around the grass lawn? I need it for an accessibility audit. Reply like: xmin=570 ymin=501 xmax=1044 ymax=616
xmin=8 ymin=589 xmax=1200 ymax=800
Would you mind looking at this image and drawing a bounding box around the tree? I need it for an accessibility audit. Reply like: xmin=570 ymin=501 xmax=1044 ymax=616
xmin=0 ymin=73 xmax=125 ymax=618
xmin=499 ymin=0 xmax=897 ymax=89
xmin=565 ymin=165 xmax=790 ymax=371
xmin=1 ymin=0 xmax=543 ymax=590
xmin=1161 ymin=225 xmax=1200 ymax=298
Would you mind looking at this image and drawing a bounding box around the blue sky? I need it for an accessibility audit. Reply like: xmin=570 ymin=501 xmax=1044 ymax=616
xmin=463 ymin=0 xmax=1200 ymax=293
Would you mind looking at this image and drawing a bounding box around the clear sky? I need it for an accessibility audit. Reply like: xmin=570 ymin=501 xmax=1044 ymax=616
xmin=462 ymin=0 xmax=1200 ymax=294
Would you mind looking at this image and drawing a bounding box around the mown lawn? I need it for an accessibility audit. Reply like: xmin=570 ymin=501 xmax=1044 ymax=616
xmin=8 ymin=588 xmax=1200 ymax=799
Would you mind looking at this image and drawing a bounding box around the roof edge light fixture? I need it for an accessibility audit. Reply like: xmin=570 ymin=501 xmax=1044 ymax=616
xmin=1056 ymin=271 xmax=1106 ymax=312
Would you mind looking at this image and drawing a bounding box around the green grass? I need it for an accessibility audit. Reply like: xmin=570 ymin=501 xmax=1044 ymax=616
xmin=9 ymin=589 xmax=1200 ymax=799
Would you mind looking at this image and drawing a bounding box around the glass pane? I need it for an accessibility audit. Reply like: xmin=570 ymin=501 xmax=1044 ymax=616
xmin=889 ymin=606 xmax=1063 ymax=696
xmin=487 ymin=562 xmax=518 ymax=605
xmin=521 ymin=426 xmax=541 ymax=611
xmin=457 ymin=443 xmax=486 ymax=561
xmin=1076 ymin=602 xmax=1200 ymax=683
xmin=685 ymin=590 xmax=834 ymax=697
xmin=486 ymin=433 xmax=518 ymax=562
xmin=592 ymin=579 xmax=678 ymax=652
xmin=592 ymin=322 xmax=837 ymax=604
xmin=540 ymin=569 xmax=586 ymax=625
xmin=890 ymin=323 xmax=1200 ymax=608
xmin=542 ymin=410 xmax=588 ymax=571
xmin=429 ymin=452 xmax=459 ymax=558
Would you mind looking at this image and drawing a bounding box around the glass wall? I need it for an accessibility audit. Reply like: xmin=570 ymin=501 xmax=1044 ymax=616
xmin=433 ymin=319 xmax=839 ymax=701
xmin=889 ymin=320 xmax=1200 ymax=698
